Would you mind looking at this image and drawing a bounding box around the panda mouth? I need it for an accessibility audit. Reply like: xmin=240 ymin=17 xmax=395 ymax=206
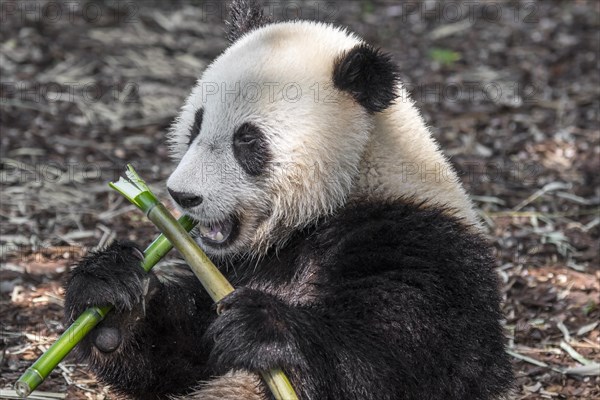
xmin=198 ymin=216 xmax=238 ymax=246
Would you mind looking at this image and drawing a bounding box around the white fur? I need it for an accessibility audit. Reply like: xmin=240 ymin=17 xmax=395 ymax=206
xmin=354 ymin=84 xmax=480 ymax=226
xmin=176 ymin=370 xmax=264 ymax=400
xmin=167 ymin=20 xmax=479 ymax=257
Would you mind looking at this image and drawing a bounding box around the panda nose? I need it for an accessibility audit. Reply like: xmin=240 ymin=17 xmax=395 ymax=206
xmin=168 ymin=188 xmax=203 ymax=208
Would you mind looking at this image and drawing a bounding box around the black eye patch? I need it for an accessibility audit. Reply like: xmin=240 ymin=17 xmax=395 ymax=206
xmin=188 ymin=108 xmax=204 ymax=146
xmin=232 ymin=122 xmax=271 ymax=176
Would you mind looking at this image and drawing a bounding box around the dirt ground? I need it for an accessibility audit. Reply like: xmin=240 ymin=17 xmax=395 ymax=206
xmin=1 ymin=1 xmax=598 ymax=399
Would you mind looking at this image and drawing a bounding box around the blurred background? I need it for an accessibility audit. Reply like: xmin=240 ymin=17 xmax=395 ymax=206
xmin=1 ymin=0 xmax=598 ymax=398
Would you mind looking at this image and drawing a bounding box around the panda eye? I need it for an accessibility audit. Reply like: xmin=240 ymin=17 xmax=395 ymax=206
xmin=188 ymin=108 xmax=204 ymax=146
xmin=233 ymin=124 xmax=260 ymax=146
xmin=232 ymin=122 xmax=271 ymax=176
xmin=236 ymin=135 xmax=258 ymax=146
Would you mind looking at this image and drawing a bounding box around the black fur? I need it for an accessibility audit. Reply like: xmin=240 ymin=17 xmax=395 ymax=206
xmin=65 ymin=256 xmax=214 ymax=399
xmin=226 ymin=0 xmax=272 ymax=43
xmin=232 ymin=122 xmax=271 ymax=176
xmin=188 ymin=108 xmax=204 ymax=146
xmin=64 ymin=200 xmax=514 ymax=399
xmin=64 ymin=241 xmax=147 ymax=317
xmin=333 ymin=44 xmax=401 ymax=112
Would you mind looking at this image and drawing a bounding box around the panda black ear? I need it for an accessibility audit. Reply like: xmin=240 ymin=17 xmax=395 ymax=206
xmin=226 ymin=0 xmax=272 ymax=43
xmin=333 ymin=44 xmax=401 ymax=113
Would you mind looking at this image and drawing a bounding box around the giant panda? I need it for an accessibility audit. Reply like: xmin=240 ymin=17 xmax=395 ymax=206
xmin=64 ymin=1 xmax=514 ymax=399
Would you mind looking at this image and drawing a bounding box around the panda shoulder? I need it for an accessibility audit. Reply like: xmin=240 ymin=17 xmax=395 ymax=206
xmin=313 ymin=200 xmax=493 ymax=277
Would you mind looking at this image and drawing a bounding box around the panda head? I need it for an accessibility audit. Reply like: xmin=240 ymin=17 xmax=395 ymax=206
xmin=167 ymin=0 xmax=400 ymax=257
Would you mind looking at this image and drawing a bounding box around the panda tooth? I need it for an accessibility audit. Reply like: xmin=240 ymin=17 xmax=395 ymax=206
xmin=198 ymin=220 xmax=232 ymax=243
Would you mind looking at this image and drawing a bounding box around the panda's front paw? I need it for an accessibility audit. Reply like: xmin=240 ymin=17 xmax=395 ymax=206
xmin=64 ymin=240 xmax=153 ymax=322
xmin=205 ymin=287 xmax=300 ymax=373
xmin=215 ymin=286 xmax=275 ymax=315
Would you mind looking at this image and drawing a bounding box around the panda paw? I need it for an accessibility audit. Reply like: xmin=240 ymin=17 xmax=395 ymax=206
xmin=64 ymin=240 xmax=153 ymax=323
xmin=206 ymin=287 xmax=301 ymax=372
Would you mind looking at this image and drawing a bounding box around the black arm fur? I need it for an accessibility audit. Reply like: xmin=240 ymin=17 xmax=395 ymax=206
xmin=64 ymin=242 xmax=215 ymax=398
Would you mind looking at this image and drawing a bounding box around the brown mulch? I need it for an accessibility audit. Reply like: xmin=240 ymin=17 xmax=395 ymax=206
xmin=1 ymin=1 xmax=598 ymax=399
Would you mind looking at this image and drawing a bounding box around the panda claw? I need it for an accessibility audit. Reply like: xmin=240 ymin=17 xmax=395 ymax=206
xmin=216 ymin=302 xmax=227 ymax=315
xmin=131 ymin=247 xmax=144 ymax=261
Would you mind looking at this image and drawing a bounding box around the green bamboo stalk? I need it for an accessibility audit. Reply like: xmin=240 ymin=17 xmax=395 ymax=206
xmin=109 ymin=165 xmax=298 ymax=400
xmin=15 ymin=216 xmax=197 ymax=397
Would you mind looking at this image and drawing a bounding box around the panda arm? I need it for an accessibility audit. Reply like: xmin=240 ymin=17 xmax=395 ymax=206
xmin=204 ymin=204 xmax=511 ymax=399
xmin=102 ymin=271 xmax=216 ymax=398
xmin=64 ymin=242 xmax=217 ymax=398
xmin=205 ymin=262 xmax=449 ymax=398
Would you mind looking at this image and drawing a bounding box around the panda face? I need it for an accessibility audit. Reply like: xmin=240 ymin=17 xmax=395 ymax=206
xmin=167 ymin=21 xmax=399 ymax=256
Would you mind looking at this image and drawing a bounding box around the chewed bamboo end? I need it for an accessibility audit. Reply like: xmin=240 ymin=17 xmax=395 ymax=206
xmin=15 ymin=382 xmax=30 ymax=397
xmin=16 ymin=366 xmax=44 ymax=396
